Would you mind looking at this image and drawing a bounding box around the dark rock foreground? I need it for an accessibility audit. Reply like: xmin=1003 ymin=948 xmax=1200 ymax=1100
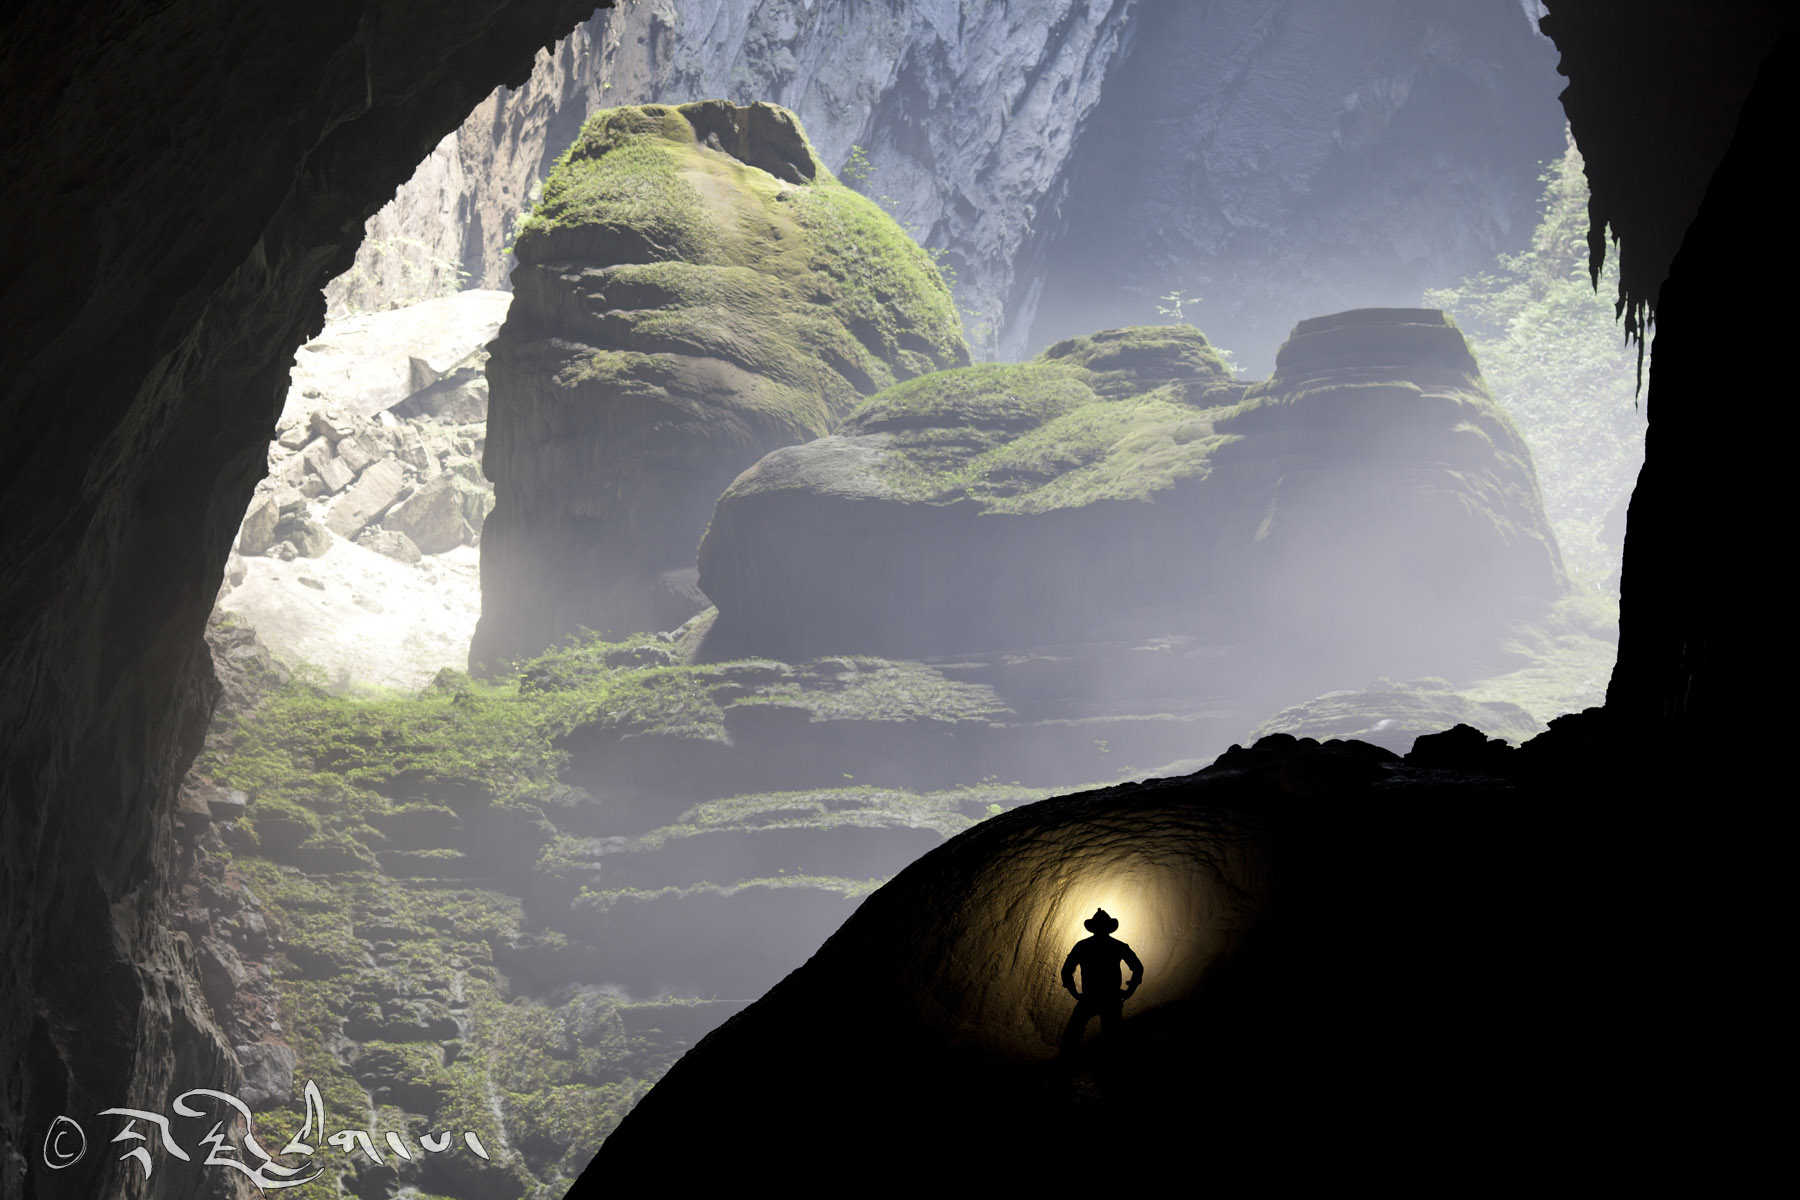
xmin=576 ymin=723 xmax=1620 ymax=1189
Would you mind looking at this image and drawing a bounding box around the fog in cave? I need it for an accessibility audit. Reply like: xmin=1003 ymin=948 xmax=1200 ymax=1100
xmin=176 ymin=3 xmax=1649 ymax=1193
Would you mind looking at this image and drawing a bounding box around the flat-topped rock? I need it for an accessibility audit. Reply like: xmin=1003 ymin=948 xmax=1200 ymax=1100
xmin=696 ymin=312 xmax=1562 ymax=682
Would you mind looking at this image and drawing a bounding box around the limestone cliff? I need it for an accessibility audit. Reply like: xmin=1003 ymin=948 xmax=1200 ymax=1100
xmin=334 ymin=0 xmax=1564 ymax=367
xmin=471 ymin=100 xmax=968 ymax=667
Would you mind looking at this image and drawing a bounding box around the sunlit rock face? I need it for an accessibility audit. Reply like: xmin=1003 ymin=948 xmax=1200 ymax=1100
xmin=471 ymin=100 xmax=968 ymax=667
xmin=699 ymin=310 xmax=1563 ymax=682
xmin=343 ymin=2 xmax=1565 ymax=367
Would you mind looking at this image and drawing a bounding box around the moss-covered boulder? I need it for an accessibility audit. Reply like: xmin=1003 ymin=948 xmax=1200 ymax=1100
xmin=473 ymin=101 xmax=969 ymax=668
xmin=697 ymin=311 xmax=1564 ymax=682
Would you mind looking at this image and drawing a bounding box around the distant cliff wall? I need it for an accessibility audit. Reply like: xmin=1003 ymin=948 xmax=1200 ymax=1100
xmin=330 ymin=0 xmax=1564 ymax=371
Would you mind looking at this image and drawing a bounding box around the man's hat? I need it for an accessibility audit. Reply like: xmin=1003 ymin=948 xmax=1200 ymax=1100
xmin=1084 ymin=908 xmax=1119 ymax=933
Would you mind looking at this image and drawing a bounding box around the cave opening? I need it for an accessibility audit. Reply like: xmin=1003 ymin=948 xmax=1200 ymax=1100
xmin=8 ymin=0 xmax=1778 ymax=1195
xmin=181 ymin=8 xmax=1648 ymax=1191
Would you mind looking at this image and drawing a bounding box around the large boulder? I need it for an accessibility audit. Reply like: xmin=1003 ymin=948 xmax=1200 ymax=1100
xmin=697 ymin=312 xmax=1564 ymax=684
xmin=471 ymin=100 xmax=969 ymax=668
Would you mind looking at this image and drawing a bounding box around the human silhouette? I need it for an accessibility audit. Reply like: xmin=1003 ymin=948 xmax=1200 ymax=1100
xmin=1059 ymin=908 xmax=1143 ymax=1055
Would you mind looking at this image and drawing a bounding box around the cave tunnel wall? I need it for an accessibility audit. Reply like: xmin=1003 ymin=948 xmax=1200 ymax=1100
xmin=0 ymin=4 xmax=608 ymax=1196
xmin=1539 ymin=1 xmax=1799 ymax=749
xmin=0 ymin=0 xmax=1794 ymax=1194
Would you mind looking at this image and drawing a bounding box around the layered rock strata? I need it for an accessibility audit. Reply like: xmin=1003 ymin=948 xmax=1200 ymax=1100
xmin=472 ymin=100 xmax=968 ymax=666
xmin=699 ymin=312 xmax=1563 ymax=687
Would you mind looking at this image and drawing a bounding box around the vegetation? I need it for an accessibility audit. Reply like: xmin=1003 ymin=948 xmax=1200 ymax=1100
xmin=839 ymin=143 xmax=873 ymax=186
xmin=837 ymin=326 xmax=1249 ymax=512
xmin=507 ymin=102 xmax=967 ymax=444
xmin=1423 ymin=134 xmax=1646 ymax=592
xmin=191 ymin=624 xmax=1057 ymax=1197
xmin=837 ymin=139 xmax=1002 ymax=358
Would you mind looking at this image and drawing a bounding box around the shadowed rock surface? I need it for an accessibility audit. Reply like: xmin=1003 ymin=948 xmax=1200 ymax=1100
xmin=576 ymin=729 xmax=1604 ymax=1189
xmin=472 ymin=100 xmax=968 ymax=666
xmin=700 ymin=311 xmax=1562 ymax=683
xmin=0 ymin=3 xmax=607 ymax=1195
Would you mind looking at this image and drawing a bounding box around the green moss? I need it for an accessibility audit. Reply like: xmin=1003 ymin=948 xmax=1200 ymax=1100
xmin=786 ymin=181 xmax=967 ymax=381
xmin=513 ymin=107 xmax=722 ymax=267
xmin=509 ymin=101 xmax=967 ymax=447
xmin=834 ymin=348 xmax=1246 ymax=513
xmin=1038 ymin=324 xmax=1240 ymax=400
xmin=731 ymin=658 xmax=1008 ymax=724
xmin=634 ymin=780 xmax=1051 ymax=848
xmin=847 ymin=361 xmax=1095 ymax=433
xmin=573 ymin=874 xmax=885 ymax=917
xmin=203 ymin=627 xmax=1041 ymax=1195
xmin=1459 ymin=593 xmax=1621 ymax=722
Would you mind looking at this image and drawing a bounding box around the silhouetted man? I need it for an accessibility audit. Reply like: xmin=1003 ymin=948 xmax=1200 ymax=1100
xmin=1059 ymin=908 xmax=1143 ymax=1054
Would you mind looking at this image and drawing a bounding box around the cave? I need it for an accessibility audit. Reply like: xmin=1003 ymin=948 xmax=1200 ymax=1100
xmin=2 ymin=1 xmax=1791 ymax=1195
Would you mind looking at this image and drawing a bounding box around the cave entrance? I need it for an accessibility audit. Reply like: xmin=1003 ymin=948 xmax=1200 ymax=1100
xmin=188 ymin=6 xmax=1646 ymax=1195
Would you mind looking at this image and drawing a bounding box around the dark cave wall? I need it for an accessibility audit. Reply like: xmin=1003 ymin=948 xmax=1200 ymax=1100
xmin=0 ymin=4 xmax=606 ymax=1196
xmin=1539 ymin=2 xmax=1799 ymax=748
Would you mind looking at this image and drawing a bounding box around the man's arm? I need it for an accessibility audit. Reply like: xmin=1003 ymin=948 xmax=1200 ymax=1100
xmin=1121 ymin=943 xmax=1144 ymax=994
xmin=1061 ymin=947 xmax=1080 ymax=996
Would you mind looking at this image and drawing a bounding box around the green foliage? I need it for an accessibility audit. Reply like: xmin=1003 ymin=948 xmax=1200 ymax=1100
xmin=1153 ymin=290 xmax=1239 ymax=372
xmin=835 ymin=330 xmax=1246 ymax=512
xmin=839 ymin=143 xmax=873 ymax=186
xmin=1459 ymin=592 xmax=1623 ymax=719
xmin=1156 ymin=289 xmax=1195 ymax=323
xmin=636 ymin=779 xmax=1050 ymax=846
xmin=504 ymin=101 xmax=967 ymax=462
xmin=838 ymin=142 xmax=989 ymax=359
xmin=1422 ymin=134 xmax=1646 ymax=591
xmin=511 ymin=107 xmax=720 ymax=266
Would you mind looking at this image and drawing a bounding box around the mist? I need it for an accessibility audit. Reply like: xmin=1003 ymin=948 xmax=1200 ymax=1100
xmin=180 ymin=3 xmax=1648 ymax=1195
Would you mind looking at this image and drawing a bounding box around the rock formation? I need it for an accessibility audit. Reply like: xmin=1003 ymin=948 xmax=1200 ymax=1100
xmin=576 ymin=730 xmax=1582 ymax=1189
xmin=471 ymin=99 xmax=968 ymax=667
xmin=218 ymin=292 xmax=506 ymax=691
xmin=334 ymin=1 xmax=1565 ymax=367
xmin=699 ymin=311 xmax=1562 ymax=686
xmin=581 ymin=12 xmax=1800 ymax=1187
xmin=0 ymin=4 xmax=604 ymax=1195
xmin=0 ymin=2 xmax=1789 ymax=1196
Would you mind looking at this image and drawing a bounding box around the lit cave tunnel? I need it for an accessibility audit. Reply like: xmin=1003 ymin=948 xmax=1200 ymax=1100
xmin=2 ymin=2 xmax=1794 ymax=1196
